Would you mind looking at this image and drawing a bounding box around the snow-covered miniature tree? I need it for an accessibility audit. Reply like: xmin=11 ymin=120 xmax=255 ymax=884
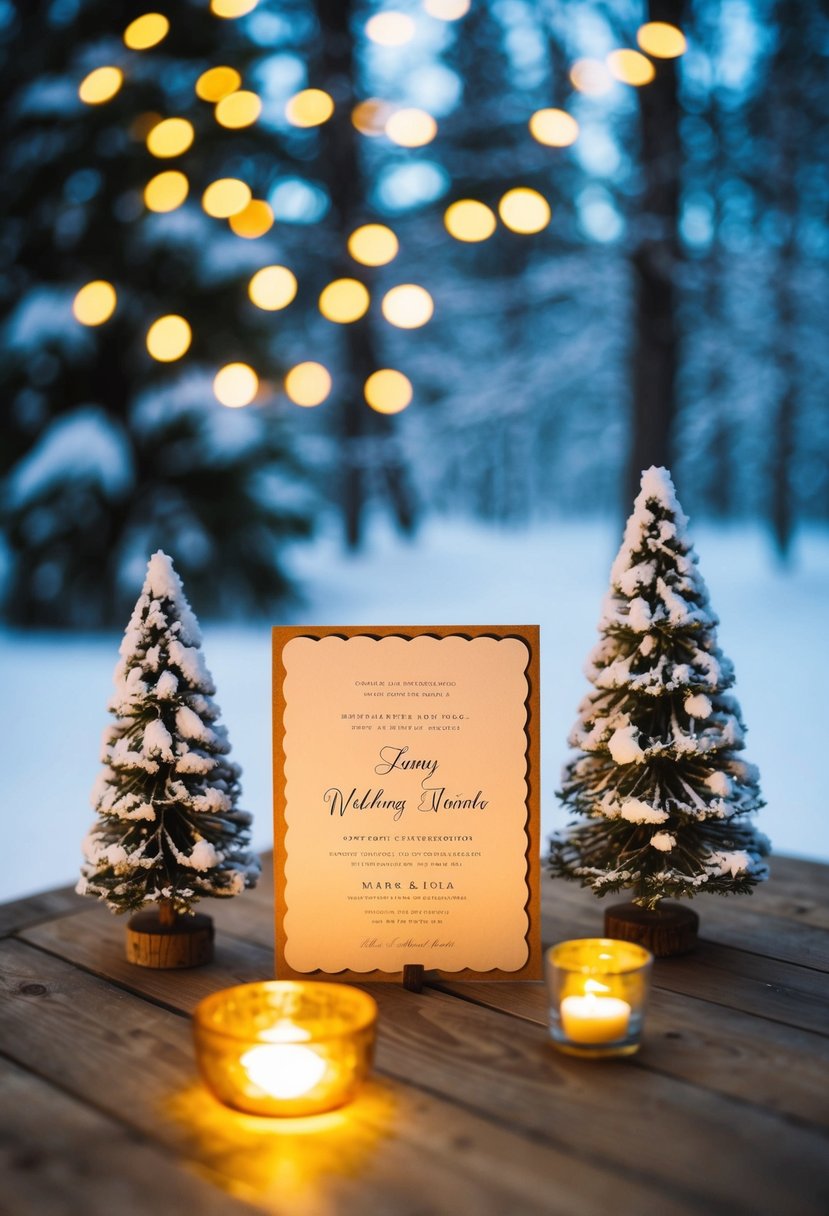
xmin=78 ymin=551 xmax=259 ymax=936
xmin=550 ymin=467 xmax=769 ymax=929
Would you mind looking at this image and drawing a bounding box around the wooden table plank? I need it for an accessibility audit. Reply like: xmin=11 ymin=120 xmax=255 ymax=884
xmin=540 ymin=872 xmax=829 ymax=973
xmin=0 ymin=1057 xmax=256 ymax=1216
xmin=11 ymin=920 xmax=829 ymax=1216
xmin=4 ymin=853 xmax=829 ymax=1216
xmin=0 ymin=939 xmax=688 ymax=1216
xmin=433 ymin=978 xmax=829 ymax=1128
xmin=0 ymin=884 xmax=86 ymax=938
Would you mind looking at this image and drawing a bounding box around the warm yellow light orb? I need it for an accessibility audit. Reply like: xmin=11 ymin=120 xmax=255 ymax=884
xmin=366 ymin=12 xmax=416 ymax=46
xmin=229 ymin=199 xmax=274 ymax=238
xmin=146 ymin=117 xmax=194 ymax=158
xmin=385 ymin=108 xmax=437 ymax=148
xmin=214 ymin=363 xmax=259 ymax=407
xmin=444 ymin=199 xmax=496 ymax=242
xmin=529 ymin=108 xmax=579 ymax=148
xmin=423 ymin=0 xmax=470 ymax=19
xmin=202 ymin=178 xmax=252 ymax=218
xmin=144 ymin=170 xmax=189 ymax=213
xmin=248 ymin=266 xmax=298 ymax=311
xmin=364 ymin=369 xmax=412 ymax=414
xmin=352 ymin=98 xmax=393 ymax=136
xmin=196 ymin=66 xmax=242 ymax=102
xmin=607 ymin=49 xmax=656 ymax=86
xmin=498 ymin=188 xmax=551 ymax=234
xmin=285 ymin=88 xmax=334 ymax=128
xmin=72 ymin=281 xmax=117 ymax=326
xmin=319 ymin=279 xmax=370 ymax=324
xmin=381 ymin=284 xmax=433 ymax=329
xmin=211 ymin=0 xmax=258 ymax=17
xmin=123 ymin=13 xmax=169 ymax=50
xmin=285 ymin=362 xmax=332 ymax=407
xmin=215 ymin=90 xmax=262 ymax=129
xmin=570 ymin=58 xmax=613 ymax=96
xmin=637 ymin=21 xmax=687 ymax=58
xmin=78 ymin=66 xmax=123 ymax=105
xmin=347 ymin=224 xmax=399 ymax=267
xmin=146 ymin=315 xmax=192 ymax=362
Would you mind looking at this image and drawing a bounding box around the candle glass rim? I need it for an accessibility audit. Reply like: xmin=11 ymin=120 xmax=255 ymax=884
xmin=546 ymin=937 xmax=653 ymax=975
xmin=193 ymin=980 xmax=378 ymax=1044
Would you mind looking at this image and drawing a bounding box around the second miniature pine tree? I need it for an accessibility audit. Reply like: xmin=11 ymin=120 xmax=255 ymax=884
xmin=550 ymin=467 xmax=770 ymax=910
xmin=78 ymin=551 xmax=259 ymax=919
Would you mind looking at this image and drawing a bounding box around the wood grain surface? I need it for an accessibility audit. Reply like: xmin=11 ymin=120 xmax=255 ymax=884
xmin=1 ymin=854 xmax=827 ymax=1216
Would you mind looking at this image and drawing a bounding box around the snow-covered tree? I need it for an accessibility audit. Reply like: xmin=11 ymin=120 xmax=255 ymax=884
xmin=78 ymin=550 xmax=259 ymax=918
xmin=550 ymin=466 xmax=769 ymax=910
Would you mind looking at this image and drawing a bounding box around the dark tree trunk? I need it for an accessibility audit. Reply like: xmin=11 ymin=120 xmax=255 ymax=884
xmin=315 ymin=0 xmax=417 ymax=548
xmin=768 ymin=0 xmax=800 ymax=562
xmin=626 ymin=0 xmax=686 ymax=506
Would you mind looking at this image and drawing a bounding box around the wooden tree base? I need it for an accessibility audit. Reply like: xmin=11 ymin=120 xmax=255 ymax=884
xmin=604 ymin=901 xmax=699 ymax=958
xmin=126 ymin=910 xmax=214 ymax=969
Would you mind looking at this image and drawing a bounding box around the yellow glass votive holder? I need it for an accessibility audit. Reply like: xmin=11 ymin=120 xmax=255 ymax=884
xmin=193 ymin=980 xmax=378 ymax=1116
xmin=545 ymin=938 xmax=653 ymax=1059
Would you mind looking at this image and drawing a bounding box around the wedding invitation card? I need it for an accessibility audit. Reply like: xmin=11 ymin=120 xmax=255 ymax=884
xmin=272 ymin=626 xmax=541 ymax=981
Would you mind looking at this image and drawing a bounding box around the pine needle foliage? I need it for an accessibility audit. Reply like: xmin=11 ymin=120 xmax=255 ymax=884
xmin=550 ymin=467 xmax=770 ymax=911
xmin=78 ymin=550 xmax=259 ymax=915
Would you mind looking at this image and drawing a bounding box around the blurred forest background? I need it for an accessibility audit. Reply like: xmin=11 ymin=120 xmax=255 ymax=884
xmin=0 ymin=0 xmax=827 ymax=628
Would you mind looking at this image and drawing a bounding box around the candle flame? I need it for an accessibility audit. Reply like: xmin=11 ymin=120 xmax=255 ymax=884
xmin=241 ymin=1043 xmax=326 ymax=1099
xmin=584 ymin=978 xmax=611 ymax=995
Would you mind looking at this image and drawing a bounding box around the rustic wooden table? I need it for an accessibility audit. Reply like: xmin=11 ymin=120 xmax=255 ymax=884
xmin=1 ymin=853 xmax=827 ymax=1216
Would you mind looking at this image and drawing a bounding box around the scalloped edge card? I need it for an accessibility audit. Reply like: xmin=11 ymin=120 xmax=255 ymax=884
xmin=272 ymin=626 xmax=541 ymax=982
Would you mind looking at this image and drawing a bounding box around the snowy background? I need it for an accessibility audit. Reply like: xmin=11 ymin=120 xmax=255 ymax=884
xmin=3 ymin=515 xmax=827 ymax=904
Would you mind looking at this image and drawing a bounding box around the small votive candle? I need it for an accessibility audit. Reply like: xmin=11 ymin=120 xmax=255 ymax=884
xmin=546 ymin=939 xmax=653 ymax=1058
xmin=193 ymin=981 xmax=377 ymax=1116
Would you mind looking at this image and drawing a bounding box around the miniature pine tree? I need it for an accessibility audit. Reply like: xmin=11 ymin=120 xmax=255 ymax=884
xmin=78 ymin=551 xmax=259 ymax=922
xmin=550 ymin=467 xmax=770 ymax=913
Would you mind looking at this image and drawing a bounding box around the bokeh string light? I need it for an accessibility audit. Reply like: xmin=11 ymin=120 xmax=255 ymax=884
xmin=248 ymin=267 xmax=298 ymax=311
xmin=385 ymin=108 xmax=437 ymax=148
xmin=196 ymin=66 xmax=242 ymax=102
xmin=229 ymin=199 xmax=274 ymax=238
xmin=214 ymin=362 xmax=259 ymax=407
xmin=365 ymin=369 xmax=413 ymax=414
xmin=146 ymin=315 xmax=192 ymax=362
xmin=607 ymin=49 xmax=656 ymax=87
xmin=72 ymin=5 xmax=685 ymax=417
xmin=444 ymin=199 xmax=497 ymax=242
xmin=123 ymin=13 xmax=169 ymax=50
xmin=365 ymin=12 xmax=416 ymax=46
xmin=498 ymin=188 xmax=551 ymax=235
xmin=529 ymin=108 xmax=579 ymax=148
xmin=423 ymin=0 xmax=470 ymax=19
xmin=201 ymin=178 xmax=252 ymax=218
xmin=215 ymin=89 xmax=261 ymax=128
xmin=285 ymin=362 xmax=332 ymax=407
xmin=381 ymin=285 xmax=433 ymax=329
xmin=210 ymin=0 xmax=258 ymax=18
xmin=144 ymin=170 xmax=189 ymax=213
xmin=146 ymin=117 xmax=194 ymax=158
xmin=319 ymin=279 xmax=371 ymax=325
xmin=73 ymin=281 xmax=117 ymax=326
xmin=285 ymin=89 xmax=335 ymax=128
xmin=79 ymin=66 xmax=123 ymax=105
xmin=348 ymin=224 xmax=399 ymax=266
xmin=637 ymin=21 xmax=687 ymax=57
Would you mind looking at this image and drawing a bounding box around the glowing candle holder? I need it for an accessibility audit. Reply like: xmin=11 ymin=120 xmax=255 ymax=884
xmin=545 ymin=938 xmax=653 ymax=1058
xmin=193 ymin=981 xmax=377 ymax=1116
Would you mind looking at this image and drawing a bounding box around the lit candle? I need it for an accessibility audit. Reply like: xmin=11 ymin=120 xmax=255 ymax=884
xmin=560 ymin=992 xmax=632 ymax=1044
xmin=193 ymin=980 xmax=377 ymax=1116
xmin=546 ymin=938 xmax=653 ymax=1057
xmin=241 ymin=1042 xmax=327 ymax=1099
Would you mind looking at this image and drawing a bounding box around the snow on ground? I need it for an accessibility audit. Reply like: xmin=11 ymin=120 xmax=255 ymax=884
xmin=2 ymin=516 xmax=827 ymax=903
